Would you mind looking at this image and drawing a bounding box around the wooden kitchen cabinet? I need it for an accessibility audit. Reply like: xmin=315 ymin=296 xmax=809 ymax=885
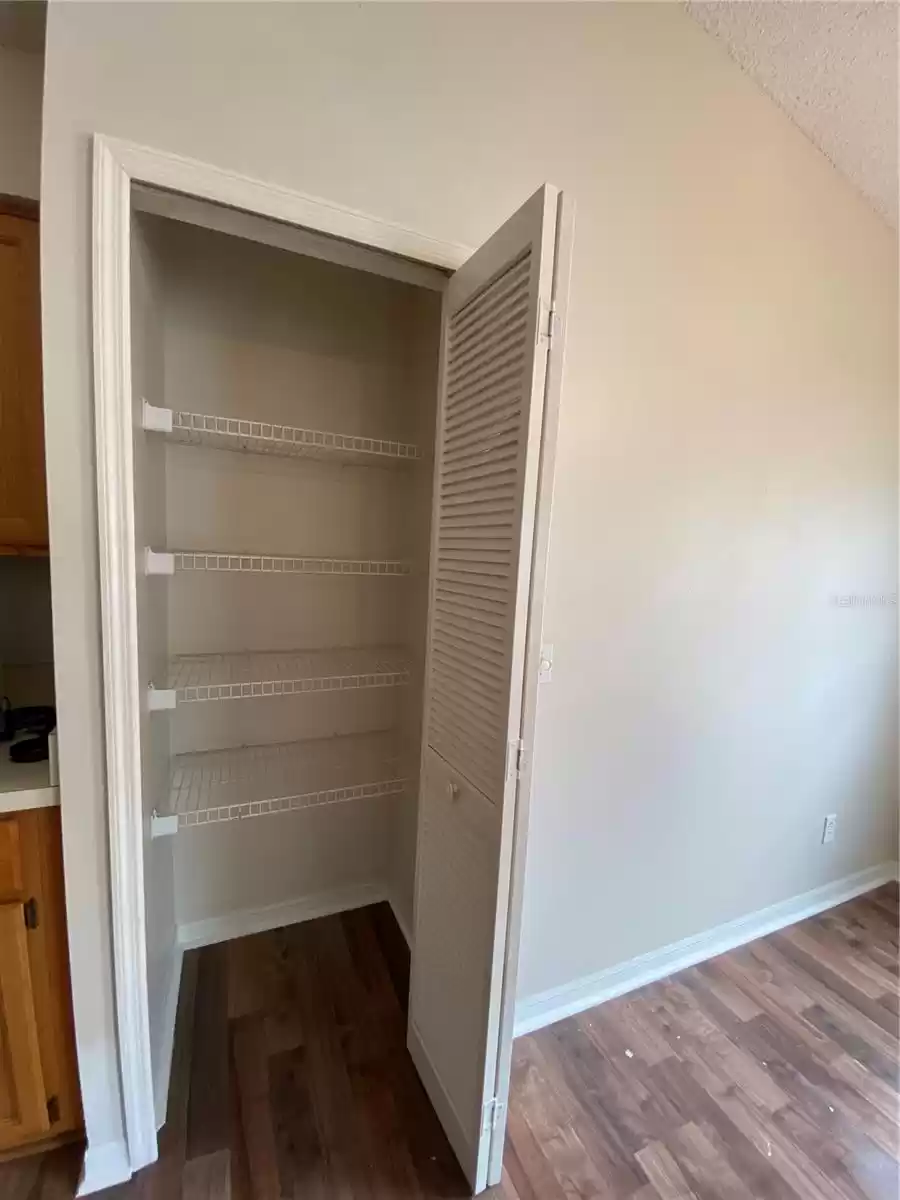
xmin=0 ymin=212 xmax=48 ymax=552
xmin=0 ymin=809 xmax=81 ymax=1152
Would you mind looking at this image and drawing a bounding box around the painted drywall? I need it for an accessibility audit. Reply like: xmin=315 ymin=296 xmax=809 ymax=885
xmin=139 ymin=215 xmax=437 ymax=932
xmin=0 ymin=557 xmax=53 ymax=665
xmin=0 ymin=42 xmax=43 ymax=199
xmin=40 ymin=0 xmax=897 ymax=1160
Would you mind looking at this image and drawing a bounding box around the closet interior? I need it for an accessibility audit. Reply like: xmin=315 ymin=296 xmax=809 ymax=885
xmin=130 ymin=196 xmax=444 ymax=1045
xmin=118 ymin=174 xmax=567 ymax=1192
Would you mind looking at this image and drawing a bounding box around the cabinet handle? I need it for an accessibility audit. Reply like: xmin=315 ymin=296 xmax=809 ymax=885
xmin=446 ymin=780 xmax=460 ymax=802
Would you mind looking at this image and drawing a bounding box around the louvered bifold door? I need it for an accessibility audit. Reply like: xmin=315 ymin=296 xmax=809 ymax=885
xmin=409 ymin=185 xmax=570 ymax=1193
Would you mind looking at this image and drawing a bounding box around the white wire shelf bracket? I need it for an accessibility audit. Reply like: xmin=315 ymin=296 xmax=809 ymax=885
xmin=160 ymin=646 xmax=410 ymax=704
xmin=143 ymin=400 xmax=420 ymax=466
xmin=155 ymin=550 xmax=410 ymax=577
xmin=152 ymin=731 xmax=408 ymax=835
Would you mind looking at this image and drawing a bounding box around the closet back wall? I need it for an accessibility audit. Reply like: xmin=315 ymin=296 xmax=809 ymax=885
xmin=143 ymin=216 xmax=440 ymax=934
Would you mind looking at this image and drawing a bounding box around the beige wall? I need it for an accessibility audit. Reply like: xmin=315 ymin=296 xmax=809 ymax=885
xmin=0 ymin=42 xmax=42 ymax=199
xmin=41 ymin=1 xmax=897 ymax=1162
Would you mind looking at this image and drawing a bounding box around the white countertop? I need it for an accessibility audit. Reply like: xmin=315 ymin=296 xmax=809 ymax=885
xmin=0 ymin=742 xmax=59 ymax=813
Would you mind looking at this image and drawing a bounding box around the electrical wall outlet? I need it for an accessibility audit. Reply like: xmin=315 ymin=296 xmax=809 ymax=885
xmin=822 ymin=813 xmax=837 ymax=845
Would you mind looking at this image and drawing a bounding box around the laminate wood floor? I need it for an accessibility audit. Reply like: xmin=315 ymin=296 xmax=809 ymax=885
xmin=2 ymin=886 xmax=896 ymax=1200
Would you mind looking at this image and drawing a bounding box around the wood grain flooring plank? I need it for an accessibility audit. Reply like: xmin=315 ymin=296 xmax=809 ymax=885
xmin=502 ymin=1094 xmax=569 ymax=1200
xmin=752 ymin=942 xmax=898 ymax=1060
xmin=501 ymin=1111 xmax=545 ymax=1200
xmin=268 ymin=1045 xmax=329 ymax=1200
xmin=182 ymin=1148 xmax=230 ymax=1200
xmin=634 ymin=1140 xmax=700 ymax=1199
xmin=773 ymin=1102 xmax=891 ymax=1200
xmin=801 ymin=1004 xmax=899 ymax=1085
xmin=282 ymin=920 xmax=377 ymax=1200
xmin=187 ymin=944 xmax=231 ymax=1162
xmin=777 ymin=928 xmax=898 ymax=1009
xmin=519 ymin=1035 xmax=648 ymax=1196
xmin=717 ymin=945 xmax=815 ymax=1016
xmin=828 ymin=1054 xmax=900 ymax=1130
xmin=864 ymin=887 xmax=899 ymax=922
xmin=693 ymin=961 xmax=763 ymax=1022
xmin=795 ymin=922 xmax=897 ymax=998
xmin=601 ymin=997 xmax=679 ymax=1067
xmin=366 ymin=901 xmax=411 ymax=1013
xmin=6 ymin=889 xmax=896 ymax=1200
xmin=231 ymin=1015 xmax=280 ymax=1200
xmin=671 ymin=1121 xmax=759 ymax=1200
xmin=546 ymin=1019 xmax=668 ymax=1163
xmin=648 ymin=1056 xmax=802 ymax=1200
xmin=705 ymin=1075 xmax=864 ymax=1200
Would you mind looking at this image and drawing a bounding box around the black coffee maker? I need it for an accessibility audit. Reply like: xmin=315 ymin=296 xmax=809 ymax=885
xmin=0 ymin=698 xmax=56 ymax=763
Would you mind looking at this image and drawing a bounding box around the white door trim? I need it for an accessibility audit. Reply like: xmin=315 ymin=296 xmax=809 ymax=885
xmin=91 ymin=133 xmax=471 ymax=1171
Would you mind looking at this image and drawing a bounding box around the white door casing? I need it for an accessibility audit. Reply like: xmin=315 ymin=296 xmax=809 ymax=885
xmin=409 ymin=185 xmax=573 ymax=1192
xmin=94 ymin=133 xmax=572 ymax=1186
xmin=91 ymin=133 xmax=470 ymax=1176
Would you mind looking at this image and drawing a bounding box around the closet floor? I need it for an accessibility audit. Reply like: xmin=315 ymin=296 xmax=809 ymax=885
xmin=124 ymin=903 xmax=471 ymax=1199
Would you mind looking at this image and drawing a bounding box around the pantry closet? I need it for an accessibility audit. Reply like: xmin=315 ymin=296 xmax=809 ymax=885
xmin=94 ymin=138 xmax=571 ymax=1195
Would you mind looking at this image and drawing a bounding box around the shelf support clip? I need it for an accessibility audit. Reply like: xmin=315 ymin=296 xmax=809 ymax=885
xmin=150 ymin=810 xmax=179 ymax=839
xmin=142 ymin=399 xmax=173 ymax=433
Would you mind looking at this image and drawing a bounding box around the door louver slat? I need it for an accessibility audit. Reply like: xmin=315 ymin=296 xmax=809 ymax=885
xmin=426 ymin=248 xmax=535 ymax=802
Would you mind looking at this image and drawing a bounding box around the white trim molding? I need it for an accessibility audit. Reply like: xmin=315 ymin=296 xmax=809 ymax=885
xmin=91 ymin=131 xmax=470 ymax=1176
xmin=514 ymin=861 xmax=899 ymax=1037
xmin=78 ymin=1139 xmax=132 ymax=1196
xmin=103 ymin=135 xmax=470 ymax=272
xmin=177 ymin=881 xmax=387 ymax=950
xmin=92 ymin=135 xmax=158 ymax=1172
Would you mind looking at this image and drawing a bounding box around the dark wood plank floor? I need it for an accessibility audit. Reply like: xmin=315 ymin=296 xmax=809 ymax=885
xmin=2 ymin=885 xmax=897 ymax=1199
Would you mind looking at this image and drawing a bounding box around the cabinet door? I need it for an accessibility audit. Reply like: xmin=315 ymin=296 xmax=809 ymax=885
xmin=409 ymin=185 xmax=572 ymax=1191
xmin=0 ymin=213 xmax=47 ymax=549
xmin=0 ymin=901 xmax=50 ymax=1149
xmin=19 ymin=810 xmax=82 ymax=1136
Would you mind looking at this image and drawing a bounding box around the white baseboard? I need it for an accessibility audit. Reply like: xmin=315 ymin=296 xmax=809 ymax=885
xmin=77 ymin=1139 xmax=132 ymax=1196
xmin=514 ymin=861 xmax=899 ymax=1037
xmin=177 ymin=880 xmax=387 ymax=950
xmin=154 ymin=943 xmax=184 ymax=1130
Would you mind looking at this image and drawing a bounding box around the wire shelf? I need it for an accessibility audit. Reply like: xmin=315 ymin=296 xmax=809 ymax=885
xmin=169 ymin=408 xmax=421 ymax=466
xmin=173 ymin=551 xmax=410 ymax=576
xmin=165 ymin=731 xmax=408 ymax=829
xmin=166 ymin=646 xmax=410 ymax=703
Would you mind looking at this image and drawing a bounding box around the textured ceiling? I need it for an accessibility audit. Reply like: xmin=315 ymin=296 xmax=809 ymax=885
xmin=686 ymin=1 xmax=898 ymax=228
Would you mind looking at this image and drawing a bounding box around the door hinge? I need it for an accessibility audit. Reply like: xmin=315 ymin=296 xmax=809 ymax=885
xmin=539 ymin=299 xmax=558 ymax=346
xmin=483 ymin=1096 xmax=506 ymax=1134
xmin=46 ymin=1095 xmax=60 ymax=1124
xmin=23 ymin=897 xmax=38 ymax=929
xmin=507 ymin=738 xmax=526 ymax=780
